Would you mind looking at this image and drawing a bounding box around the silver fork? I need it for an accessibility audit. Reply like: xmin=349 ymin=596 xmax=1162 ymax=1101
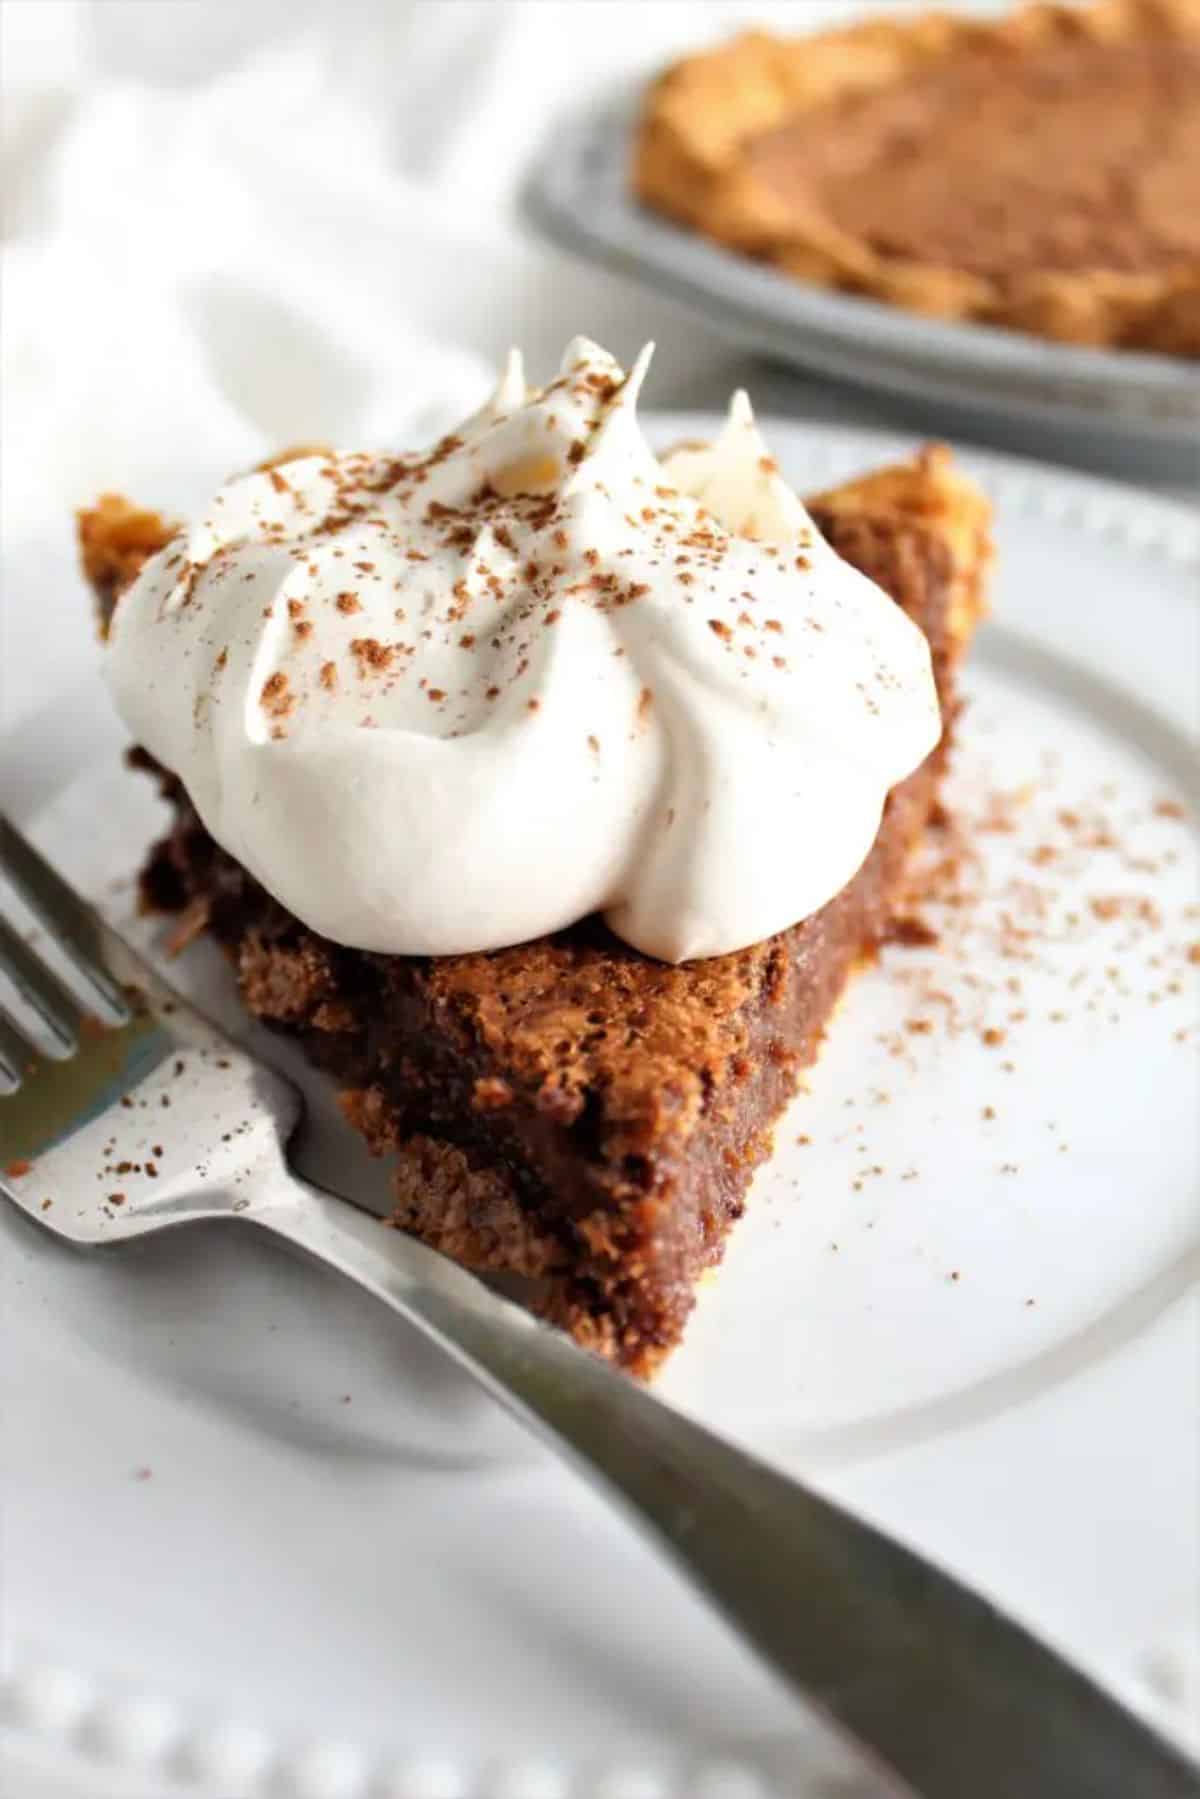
xmin=1 ymin=811 xmax=1194 ymax=1799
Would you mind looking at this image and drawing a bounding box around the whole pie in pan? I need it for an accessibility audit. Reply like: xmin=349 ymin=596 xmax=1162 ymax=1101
xmin=80 ymin=352 xmax=990 ymax=1374
xmin=634 ymin=0 xmax=1200 ymax=355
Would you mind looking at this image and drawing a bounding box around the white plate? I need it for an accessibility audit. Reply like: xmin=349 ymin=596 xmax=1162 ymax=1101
xmin=524 ymin=103 xmax=1200 ymax=487
xmin=2 ymin=421 xmax=1198 ymax=1799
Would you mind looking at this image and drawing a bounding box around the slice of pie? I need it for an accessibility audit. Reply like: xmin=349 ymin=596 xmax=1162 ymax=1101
xmin=81 ymin=423 xmax=989 ymax=1375
xmin=634 ymin=0 xmax=1200 ymax=355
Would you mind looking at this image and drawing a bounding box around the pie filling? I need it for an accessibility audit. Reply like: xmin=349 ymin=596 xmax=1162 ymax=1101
xmin=746 ymin=40 xmax=1200 ymax=282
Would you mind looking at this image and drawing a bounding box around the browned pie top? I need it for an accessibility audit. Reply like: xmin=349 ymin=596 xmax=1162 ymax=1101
xmin=746 ymin=38 xmax=1200 ymax=282
xmin=634 ymin=0 xmax=1200 ymax=352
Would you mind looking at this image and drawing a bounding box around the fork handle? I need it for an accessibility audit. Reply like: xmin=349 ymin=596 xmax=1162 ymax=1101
xmin=251 ymin=1178 xmax=1195 ymax=1799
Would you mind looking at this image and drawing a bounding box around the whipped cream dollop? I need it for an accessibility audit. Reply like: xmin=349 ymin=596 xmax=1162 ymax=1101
xmin=106 ymin=338 xmax=940 ymax=962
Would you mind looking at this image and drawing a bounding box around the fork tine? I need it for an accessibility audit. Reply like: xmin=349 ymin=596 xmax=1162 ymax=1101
xmin=0 ymin=816 xmax=128 ymax=1021
xmin=0 ymin=1006 xmax=42 ymax=1090
xmin=0 ymin=913 xmax=81 ymax=1052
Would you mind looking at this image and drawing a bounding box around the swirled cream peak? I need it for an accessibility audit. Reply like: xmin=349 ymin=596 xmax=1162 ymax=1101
xmin=106 ymin=338 xmax=940 ymax=962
